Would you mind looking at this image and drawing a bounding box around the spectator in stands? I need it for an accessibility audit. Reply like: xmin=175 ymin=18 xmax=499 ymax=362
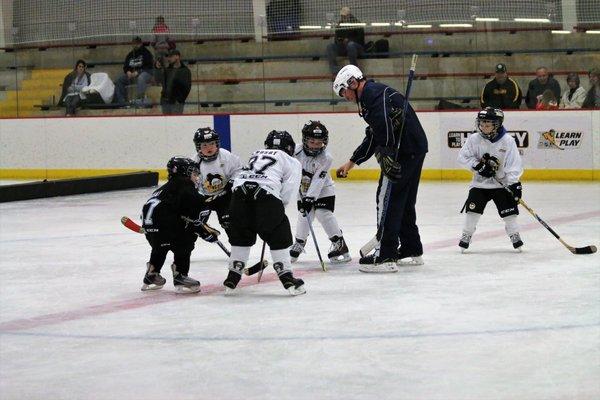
xmin=582 ymin=68 xmax=600 ymax=109
xmin=59 ymin=59 xmax=91 ymax=117
xmin=559 ymin=73 xmax=587 ymax=109
xmin=114 ymin=36 xmax=154 ymax=106
xmin=535 ymin=89 xmax=558 ymax=110
xmin=326 ymin=6 xmax=365 ymax=75
xmin=525 ymin=67 xmax=561 ymax=109
xmin=154 ymin=49 xmax=191 ymax=115
xmin=480 ymin=63 xmax=522 ymax=109
xmin=152 ymin=16 xmax=175 ymax=56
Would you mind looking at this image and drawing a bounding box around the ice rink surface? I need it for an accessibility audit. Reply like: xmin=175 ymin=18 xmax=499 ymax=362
xmin=0 ymin=180 xmax=598 ymax=400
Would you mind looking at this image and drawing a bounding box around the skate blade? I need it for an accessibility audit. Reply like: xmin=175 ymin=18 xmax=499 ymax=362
xmin=287 ymin=285 xmax=306 ymax=296
xmin=359 ymin=264 xmax=398 ymax=273
xmin=174 ymin=285 xmax=201 ymax=294
xmin=396 ymin=256 xmax=424 ymax=266
xmin=328 ymin=254 xmax=352 ymax=264
xmin=224 ymin=286 xmax=237 ymax=295
xmin=514 ymin=247 xmax=523 ymax=252
xmin=290 ymin=257 xmax=299 ymax=263
xmin=141 ymin=283 xmax=164 ymax=291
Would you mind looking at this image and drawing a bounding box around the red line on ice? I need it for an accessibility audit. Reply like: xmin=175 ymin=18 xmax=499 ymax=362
xmin=1 ymin=209 xmax=598 ymax=333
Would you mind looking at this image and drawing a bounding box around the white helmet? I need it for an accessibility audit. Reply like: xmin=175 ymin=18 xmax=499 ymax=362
xmin=333 ymin=64 xmax=364 ymax=97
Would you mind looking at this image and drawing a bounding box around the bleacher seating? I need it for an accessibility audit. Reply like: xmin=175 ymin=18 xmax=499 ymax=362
xmin=1 ymin=29 xmax=599 ymax=117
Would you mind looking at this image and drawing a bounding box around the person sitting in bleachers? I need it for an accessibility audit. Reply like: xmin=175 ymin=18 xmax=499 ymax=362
xmin=582 ymin=68 xmax=599 ymax=109
xmin=59 ymin=59 xmax=91 ymax=117
xmin=535 ymin=89 xmax=558 ymax=110
xmin=525 ymin=67 xmax=561 ymax=109
xmin=559 ymin=73 xmax=587 ymax=109
xmin=480 ymin=63 xmax=522 ymax=110
xmin=326 ymin=7 xmax=365 ymax=75
xmin=113 ymin=36 xmax=154 ymax=107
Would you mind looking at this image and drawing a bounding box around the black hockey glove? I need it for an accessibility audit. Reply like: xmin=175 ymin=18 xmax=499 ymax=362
xmin=474 ymin=153 xmax=499 ymax=178
xmin=193 ymin=220 xmax=221 ymax=243
xmin=508 ymin=182 xmax=522 ymax=201
xmin=375 ymin=146 xmax=402 ymax=182
xmin=298 ymin=197 xmax=315 ymax=215
xmin=219 ymin=213 xmax=231 ymax=230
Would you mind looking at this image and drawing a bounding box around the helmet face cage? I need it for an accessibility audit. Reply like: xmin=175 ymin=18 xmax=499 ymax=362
xmin=167 ymin=157 xmax=199 ymax=179
xmin=302 ymin=121 xmax=329 ymax=156
xmin=265 ymin=130 xmax=296 ymax=156
xmin=193 ymin=128 xmax=220 ymax=161
xmin=476 ymin=108 xmax=504 ymax=141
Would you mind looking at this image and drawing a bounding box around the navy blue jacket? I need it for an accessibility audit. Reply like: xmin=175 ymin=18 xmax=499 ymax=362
xmin=350 ymin=80 xmax=428 ymax=165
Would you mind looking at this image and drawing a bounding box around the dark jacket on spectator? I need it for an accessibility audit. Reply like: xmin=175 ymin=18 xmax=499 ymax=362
xmin=155 ymin=62 xmax=192 ymax=104
xmin=525 ymin=76 xmax=561 ymax=109
xmin=123 ymin=46 xmax=154 ymax=74
xmin=582 ymin=86 xmax=600 ymax=109
xmin=334 ymin=14 xmax=365 ymax=46
xmin=481 ymin=77 xmax=522 ymax=109
xmin=58 ymin=71 xmax=91 ymax=105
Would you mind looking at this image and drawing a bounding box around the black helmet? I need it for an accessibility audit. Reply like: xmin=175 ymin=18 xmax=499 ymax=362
xmin=476 ymin=107 xmax=504 ymax=141
xmin=264 ymin=130 xmax=296 ymax=156
xmin=166 ymin=157 xmax=199 ymax=179
xmin=193 ymin=127 xmax=220 ymax=161
xmin=301 ymin=120 xmax=329 ymax=156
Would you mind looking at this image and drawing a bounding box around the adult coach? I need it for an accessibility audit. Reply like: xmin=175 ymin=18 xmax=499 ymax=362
xmin=334 ymin=65 xmax=428 ymax=272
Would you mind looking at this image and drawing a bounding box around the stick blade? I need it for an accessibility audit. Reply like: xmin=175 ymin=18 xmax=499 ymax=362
xmin=121 ymin=216 xmax=144 ymax=234
xmin=573 ymin=245 xmax=597 ymax=255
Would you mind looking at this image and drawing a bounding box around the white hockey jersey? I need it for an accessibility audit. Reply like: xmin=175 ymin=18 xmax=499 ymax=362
xmin=233 ymin=149 xmax=302 ymax=206
xmin=457 ymin=129 xmax=523 ymax=189
xmin=192 ymin=149 xmax=243 ymax=196
xmin=293 ymin=144 xmax=335 ymax=199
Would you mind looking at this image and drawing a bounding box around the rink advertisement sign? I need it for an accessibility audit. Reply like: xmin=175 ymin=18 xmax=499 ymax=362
xmin=439 ymin=111 xmax=593 ymax=170
xmin=537 ymin=130 xmax=584 ymax=150
xmin=447 ymin=130 xmax=529 ymax=148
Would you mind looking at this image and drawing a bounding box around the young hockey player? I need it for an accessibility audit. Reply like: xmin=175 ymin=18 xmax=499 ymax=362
xmin=141 ymin=156 xmax=221 ymax=293
xmin=289 ymin=120 xmax=351 ymax=264
xmin=192 ymin=127 xmax=242 ymax=235
xmin=457 ymin=107 xmax=524 ymax=251
xmin=224 ymin=130 xmax=305 ymax=296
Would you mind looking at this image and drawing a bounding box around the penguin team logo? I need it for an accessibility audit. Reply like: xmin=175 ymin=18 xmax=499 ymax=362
xmin=203 ymin=173 xmax=225 ymax=193
xmin=300 ymin=170 xmax=313 ymax=193
xmin=537 ymin=129 xmax=583 ymax=150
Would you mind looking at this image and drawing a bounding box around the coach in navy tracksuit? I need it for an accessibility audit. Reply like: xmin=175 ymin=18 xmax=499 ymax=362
xmin=334 ymin=65 xmax=428 ymax=270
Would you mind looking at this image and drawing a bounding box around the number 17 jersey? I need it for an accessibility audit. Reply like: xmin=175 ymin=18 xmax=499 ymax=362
xmin=233 ymin=149 xmax=302 ymax=206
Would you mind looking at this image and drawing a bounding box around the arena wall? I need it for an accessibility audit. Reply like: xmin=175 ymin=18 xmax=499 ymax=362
xmin=0 ymin=110 xmax=598 ymax=180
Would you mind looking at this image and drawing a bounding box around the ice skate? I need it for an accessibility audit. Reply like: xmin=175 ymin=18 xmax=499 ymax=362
xmin=172 ymin=264 xmax=200 ymax=294
xmin=396 ymin=255 xmax=424 ymax=266
xmin=328 ymin=235 xmax=351 ymax=263
xmin=459 ymin=232 xmax=472 ymax=253
xmin=289 ymin=239 xmax=306 ymax=263
xmin=224 ymin=261 xmax=244 ymax=294
xmin=278 ymin=272 xmax=306 ymax=296
xmin=141 ymin=263 xmax=166 ymax=291
xmin=358 ymin=254 xmax=398 ymax=273
xmin=510 ymin=233 xmax=524 ymax=251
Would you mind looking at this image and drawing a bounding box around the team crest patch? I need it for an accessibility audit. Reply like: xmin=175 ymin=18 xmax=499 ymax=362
xmin=468 ymin=202 xmax=476 ymax=210
xmin=203 ymin=173 xmax=225 ymax=193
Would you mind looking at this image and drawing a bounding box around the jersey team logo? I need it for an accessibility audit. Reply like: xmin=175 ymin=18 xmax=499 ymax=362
xmin=203 ymin=173 xmax=225 ymax=193
xmin=537 ymin=129 xmax=583 ymax=150
xmin=447 ymin=131 xmax=528 ymax=148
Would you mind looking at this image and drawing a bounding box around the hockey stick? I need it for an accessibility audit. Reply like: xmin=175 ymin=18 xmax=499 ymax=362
xmin=256 ymin=241 xmax=267 ymax=282
xmin=120 ymin=215 xmax=232 ymax=256
xmin=306 ymin=209 xmax=327 ymax=271
xmin=494 ymin=179 xmax=597 ymax=255
xmin=360 ymin=54 xmax=418 ymax=257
